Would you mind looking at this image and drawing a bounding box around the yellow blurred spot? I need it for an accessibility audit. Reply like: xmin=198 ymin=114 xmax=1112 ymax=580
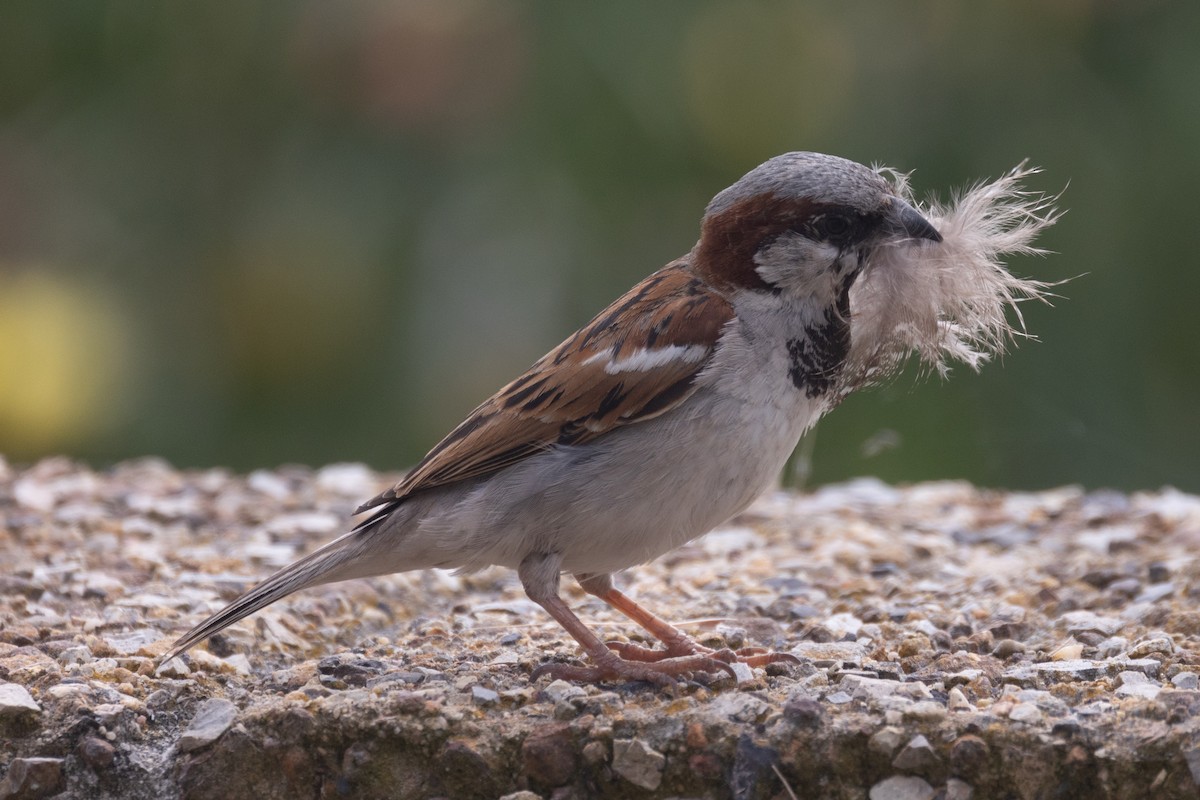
xmin=0 ymin=271 xmax=131 ymax=454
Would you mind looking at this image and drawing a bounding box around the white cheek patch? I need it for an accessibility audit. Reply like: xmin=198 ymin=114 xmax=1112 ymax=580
xmin=845 ymin=163 xmax=1060 ymax=387
xmin=583 ymin=344 xmax=711 ymax=374
xmin=753 ymin=233 xmax=841 ymax=295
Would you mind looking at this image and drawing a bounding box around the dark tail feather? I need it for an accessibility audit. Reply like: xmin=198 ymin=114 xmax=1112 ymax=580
xmin=162 ymin=527 xmax=381 ymax=662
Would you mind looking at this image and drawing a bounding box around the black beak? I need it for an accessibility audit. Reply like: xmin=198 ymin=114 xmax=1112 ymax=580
xmin=886 ymin=198 xmax=942 ymax=243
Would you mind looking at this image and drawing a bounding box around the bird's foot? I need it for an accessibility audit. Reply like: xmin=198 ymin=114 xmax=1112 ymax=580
xmin=606 ymin=638 xmax=799 ymax=670
xmin=532 ymin=649 xmax=739 ymax=686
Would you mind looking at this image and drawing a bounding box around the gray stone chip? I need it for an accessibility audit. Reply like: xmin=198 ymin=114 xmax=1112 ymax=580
xmin=0 ymin=683 xmax=41 ymax=716
xmin=611 ymin=738 xmax=666 ymax=791
xmin=869 ymin=774 xmax=937 ymax=800
xmin=178 ymin=698 xmax=238 ymax=753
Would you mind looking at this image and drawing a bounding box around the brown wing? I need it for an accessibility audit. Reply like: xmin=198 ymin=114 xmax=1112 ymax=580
xmin=356 ymin=259 xmax=733 ymax=515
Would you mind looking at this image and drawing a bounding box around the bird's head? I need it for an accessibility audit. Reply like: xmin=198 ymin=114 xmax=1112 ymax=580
xmin=694 ymin=151 xmax=942 ymax=305
xmin=694 ymin=151 xmax=1058 ymax=389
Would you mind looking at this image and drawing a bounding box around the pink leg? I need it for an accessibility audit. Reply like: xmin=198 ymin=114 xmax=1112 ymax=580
xmin=577 ymin=573 xmax=799 ymax=669
xmin=519 ymin=555 xmax=738 ymax=684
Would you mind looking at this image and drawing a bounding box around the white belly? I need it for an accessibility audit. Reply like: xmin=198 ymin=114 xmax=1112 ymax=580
xmin=405 ymin=365 xmax=823 ymax=576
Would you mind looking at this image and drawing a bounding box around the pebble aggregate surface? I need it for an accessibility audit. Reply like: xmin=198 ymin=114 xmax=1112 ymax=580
xmin=1 ymin=455 xmax=1199 ymax=799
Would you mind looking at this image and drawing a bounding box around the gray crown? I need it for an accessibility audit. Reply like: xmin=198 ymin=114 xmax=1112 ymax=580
xmin=705 ymin=152 xmax=892 ymax=217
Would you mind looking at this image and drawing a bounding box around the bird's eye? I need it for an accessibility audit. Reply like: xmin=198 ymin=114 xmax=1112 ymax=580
xmin=813 ymin=213 xmax=853 ymax=241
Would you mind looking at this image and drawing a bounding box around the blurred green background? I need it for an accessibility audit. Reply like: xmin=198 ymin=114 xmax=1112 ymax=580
xmin=1 ymin=1 xmax=1196 ymax=492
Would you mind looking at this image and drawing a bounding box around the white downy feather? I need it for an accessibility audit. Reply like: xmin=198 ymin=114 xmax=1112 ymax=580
xmin=845 ymin=163 xmax=1062 ymax=389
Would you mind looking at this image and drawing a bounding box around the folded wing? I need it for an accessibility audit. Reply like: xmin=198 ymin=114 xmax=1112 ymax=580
xmin=356 ymin=259 xmax=733 ymax=518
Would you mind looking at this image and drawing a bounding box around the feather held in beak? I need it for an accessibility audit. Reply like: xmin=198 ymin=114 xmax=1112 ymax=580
xmin=846 ymin=163 xmax=1063 ymax=389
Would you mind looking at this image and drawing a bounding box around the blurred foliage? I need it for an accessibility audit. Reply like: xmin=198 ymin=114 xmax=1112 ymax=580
xmin=0 ymin=0 xmax=1196 ymax=491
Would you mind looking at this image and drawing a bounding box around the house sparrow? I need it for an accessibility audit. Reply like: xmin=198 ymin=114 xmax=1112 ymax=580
xmin=166 ymin=152 xmax=1056 ymax=683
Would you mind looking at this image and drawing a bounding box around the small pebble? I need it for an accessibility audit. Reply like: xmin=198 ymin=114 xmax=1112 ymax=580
xmin=1107 ymin=578 xmax=1141 ymax=597
xmin=581 ymin=740 xmax=608 ymax=766
xmin=611 ymin=739 xmax=666 ymax=791
xmin=825 ymin=613 xmax=863 ymax=638
xmin=178 ymin=699 xmax=238 ymax=753
xmin=903 ymin=701 xmax=948 ymax=723
xmin=869 ymin=774 xmax=936 ymax=800
xmin=471 ymin=685 xmax=500 ymax=705
xmin=892 ymin=734 xmax=940 ymax=770
xmin=1009 ymin=703 xmax=1043 ymax=724
xmin=947 ymin=687 xmax=973 ymax=711
xmin=540 ymin=680 xmax=586 ymax=705
xmin=1134 ymin=583 xmax=1175 ymax=604
xmin=1115 ymin=671 xmax=1161 ymax=700
xmin=728 ymin=661 xmax=755 ymax=683
xmin=842 ymin=675 xmax=906 ymax=699
xmin=1126 ymin=637 xmax=1173 ymax=659
xmin=78 ymin=736 xmax=116 ymax=770
xmin=869 ymin=726 xmax=906 ymax=757
xmin=782 ymin=696 xmax=823 ymax=727
xmin=1170 ymin=672 xmax=1199 ymax=690
xmin=0 ymin=757 xmax=64 ymax=799
xmin=945 ymin=669 xmax=982 ymax=686
xmin=155 ymin=657 xmax=191 ymax=679
xmin=945 ymin=778 xmax=975 ymax=800
xmin=993 ymin=639 xmax=1025 ymax=658
xmin=0 ymin=683 xmax=42 ymax=716
xmin=1147 ymin=563 xmax=1170 ymax=583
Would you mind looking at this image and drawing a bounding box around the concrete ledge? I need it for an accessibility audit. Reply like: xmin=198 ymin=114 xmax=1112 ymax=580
xmin=1 ymin=456 xmax=1199 ymax=799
